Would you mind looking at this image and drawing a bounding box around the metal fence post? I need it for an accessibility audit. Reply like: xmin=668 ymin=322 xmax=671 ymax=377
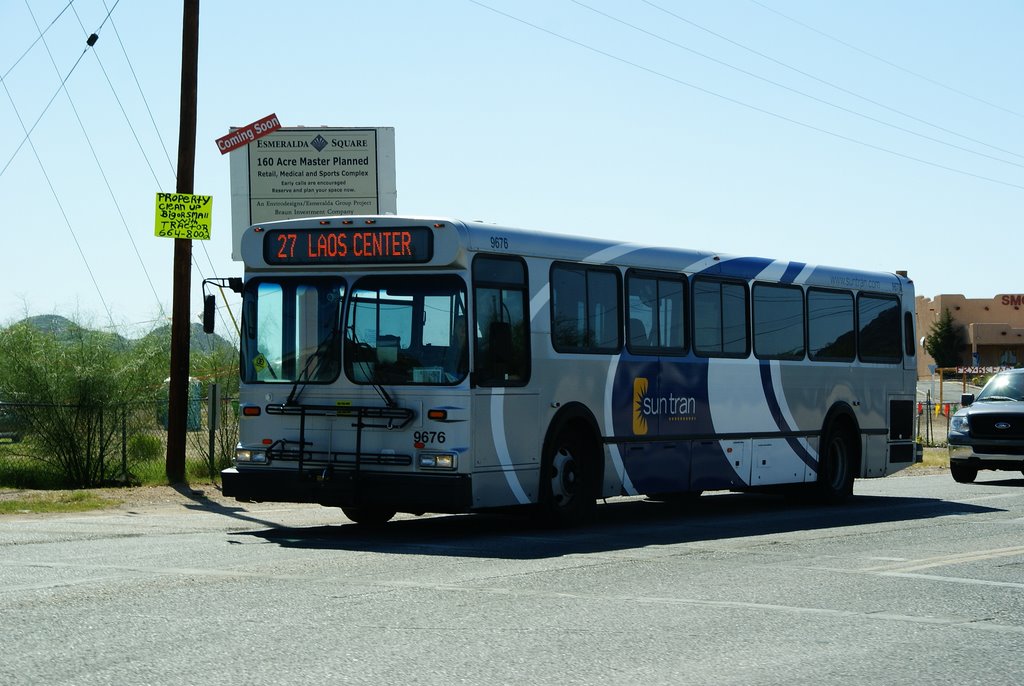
xmin=207 ymin=383 xmax=220 ymax=481
xmin=121 ymin=406 xmax=128 ymax=483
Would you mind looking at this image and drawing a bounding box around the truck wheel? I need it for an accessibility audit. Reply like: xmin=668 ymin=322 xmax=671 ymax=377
xmin=950 ymin=464 xmax=978 ymax=484
xmin=341 ymin=506 xmax=396 ymax=525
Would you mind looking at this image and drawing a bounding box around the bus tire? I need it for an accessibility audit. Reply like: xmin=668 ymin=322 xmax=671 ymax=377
xmin=538 ymin=425 xmax=598 ymax=527
xmin=341 ymin=506 xmax=396 ymax=525
xmin=950 ymin=463 xmax=978 ymax=484
xmin=816 ymin=420 xmax=856 ymax=503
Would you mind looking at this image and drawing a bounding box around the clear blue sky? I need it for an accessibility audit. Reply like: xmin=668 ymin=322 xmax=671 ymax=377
xmin=1 ymin=0 xmax=1021 ymax=338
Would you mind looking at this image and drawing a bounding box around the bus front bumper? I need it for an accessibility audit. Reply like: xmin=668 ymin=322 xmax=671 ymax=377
xmin=221 ymin=467 xmax=473 ymax=513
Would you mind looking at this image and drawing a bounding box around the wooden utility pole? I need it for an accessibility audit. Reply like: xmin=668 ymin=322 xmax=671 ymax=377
xmin=166 ymin=0 xmax=200 ymax=482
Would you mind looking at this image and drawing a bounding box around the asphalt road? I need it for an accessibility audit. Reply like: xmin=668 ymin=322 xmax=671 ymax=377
xmin=2 ymin=471 xmax=1023 ymax=686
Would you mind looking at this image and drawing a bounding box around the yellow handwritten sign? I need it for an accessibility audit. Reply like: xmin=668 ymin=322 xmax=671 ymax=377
xmin=155 ymin=192 xmax=212 ymax=240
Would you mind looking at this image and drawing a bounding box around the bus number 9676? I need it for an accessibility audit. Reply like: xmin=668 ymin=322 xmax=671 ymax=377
xmin=414 ymin=431 xmax=446 ymax=445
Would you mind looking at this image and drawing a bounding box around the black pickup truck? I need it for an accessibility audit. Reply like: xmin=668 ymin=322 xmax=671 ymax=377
xmin=947 ymin=368 xmax=1024 ymax=483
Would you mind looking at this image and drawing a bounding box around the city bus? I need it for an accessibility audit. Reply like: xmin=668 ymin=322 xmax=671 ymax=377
xmin=214 ymin=215 xmax=920 ymax=526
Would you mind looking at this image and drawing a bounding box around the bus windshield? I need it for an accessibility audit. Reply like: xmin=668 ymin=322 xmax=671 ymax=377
xmin=241 ymin=278 xmax=345 ymax=384
xmin=345 ymin=275 xmax=468 ymax=385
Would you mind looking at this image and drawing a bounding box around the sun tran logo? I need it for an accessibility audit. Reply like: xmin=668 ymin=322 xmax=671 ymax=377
xmin=632 ymin=377 xmax=697 ymax=435
xmin=633 ymin=378 xmax=650 ymax=435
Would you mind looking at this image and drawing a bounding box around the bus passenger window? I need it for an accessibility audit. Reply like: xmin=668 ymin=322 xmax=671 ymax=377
xmin=551 ymin=263 xmax=622 ymax=354
xmin=808 ymin=288 xmax=855 ymax=361
xmin=858 ymin=294 xmax=901 ymax=363
xmin=627 ymin=271 xmax=687 ymax=354
xmin=753 ymin=283 xmax=804 ymax=360
xmin=693 ymin=278 xmax=748 ymax=357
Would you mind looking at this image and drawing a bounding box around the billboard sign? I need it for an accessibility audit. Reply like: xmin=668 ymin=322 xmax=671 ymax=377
xmin=228 ymin=126 xmax=397 ymax=260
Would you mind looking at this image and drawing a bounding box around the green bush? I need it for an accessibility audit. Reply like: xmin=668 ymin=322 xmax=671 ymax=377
xmin=128 ymin=434 xmax=163 ymax=462
xmin=0 ymin=318 xmax=169 ymax=487
xmin=0 ymin=451 xmax=68 ymax=489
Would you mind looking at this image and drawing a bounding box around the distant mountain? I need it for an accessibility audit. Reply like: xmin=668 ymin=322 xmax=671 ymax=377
xmin=20 ymin=315 xmax=129 ymax=348
xmin=139 ymin=323 xmax=237 ymax=356
xmin=12 ymin=316 xmax=235 ymax=356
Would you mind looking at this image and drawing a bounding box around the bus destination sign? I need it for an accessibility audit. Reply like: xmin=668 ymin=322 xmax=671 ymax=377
xmin=264 ymin=227 xmax=433 ymax=265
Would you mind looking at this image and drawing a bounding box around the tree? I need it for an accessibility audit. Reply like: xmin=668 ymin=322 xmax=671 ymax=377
xmin=0 ymin=318 xmax=169 ymax=487
xmin=924 ymin=308 xmax=965 ymax=369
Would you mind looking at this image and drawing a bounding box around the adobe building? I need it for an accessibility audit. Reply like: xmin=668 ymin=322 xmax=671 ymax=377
xmin=915 ymin=294 xmax=1024 ymax=378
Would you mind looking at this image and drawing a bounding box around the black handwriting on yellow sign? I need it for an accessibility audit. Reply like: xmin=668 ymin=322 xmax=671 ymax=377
xmin=154 ymin=192 xmax=213 ymax=240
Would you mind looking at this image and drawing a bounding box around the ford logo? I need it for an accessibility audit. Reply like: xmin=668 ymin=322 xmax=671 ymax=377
xmin=995 ymin=422 xmax=1012 ymax=430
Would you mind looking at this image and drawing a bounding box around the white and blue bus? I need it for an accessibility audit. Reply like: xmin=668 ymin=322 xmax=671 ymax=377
xmin=215 ymin=215 xmax=920 ymax=525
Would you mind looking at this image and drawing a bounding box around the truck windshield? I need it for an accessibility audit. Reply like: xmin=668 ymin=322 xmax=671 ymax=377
xmin=345 ymin=275 xmax=468 ymax=385
xmin=976 ymin=373 xmax=1024 ymax=402
xmin=240 ymin=278 xmax=345 ymax=384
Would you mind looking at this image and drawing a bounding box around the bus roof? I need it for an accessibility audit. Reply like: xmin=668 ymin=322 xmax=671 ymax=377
xmin=241 ymin=215 xmax=910 ymax=293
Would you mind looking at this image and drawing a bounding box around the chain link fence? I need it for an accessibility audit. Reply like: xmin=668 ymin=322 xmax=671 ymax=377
xmin=0 ymin=386 xmax=238 ymax=489
xmin=916 ymin=378 xmax=984 ymax=447
xmin=916 ymin=398 xmax=951 ymax=447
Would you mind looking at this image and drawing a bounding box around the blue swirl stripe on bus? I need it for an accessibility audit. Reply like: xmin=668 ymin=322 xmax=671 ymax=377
xmin=758 ymin=358 xmax=819 ymax=470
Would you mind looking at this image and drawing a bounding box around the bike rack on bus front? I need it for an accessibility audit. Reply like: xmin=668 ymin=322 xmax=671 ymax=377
xmin=264 ymin=403 xmax=415 ymax=502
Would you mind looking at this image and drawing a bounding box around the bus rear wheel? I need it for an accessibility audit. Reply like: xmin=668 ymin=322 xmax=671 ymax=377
xmin=538 ymin=430 xmax=597 ymax=527
xmin=341 ymin=506 xmax=396 ymax=525
xmin=816 ymin=422 xmax=855 ymax=503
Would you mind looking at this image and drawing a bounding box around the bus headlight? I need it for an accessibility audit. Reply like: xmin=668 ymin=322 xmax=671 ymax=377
xmin=419 ymin=453 xmax=457 ymax=470
xmin=236 ymin=448 xmax=267 ymax=464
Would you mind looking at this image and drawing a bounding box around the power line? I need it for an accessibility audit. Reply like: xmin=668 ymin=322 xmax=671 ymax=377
xmin=748 ymin=0 xmax=1024 ymax=120
xmin=640 ymin=0 xmax=1024 ymax=162
xmin=0 ymin=78 xmax=117 ymax=332
xmin=75 ymin=1 xmax=234 ymax=334
xmin=468 ymin=1 xmax=1024 ymax=192
xmin=71 ymin=4 xmax=165 ymax=197
xmin=98 ymin=0 xmax=234 ymax=333
xmin=0 ymin=1 xmax=74 ymax=82
xmin=23 ymin=1 xmax=164 ymax=315
xmin=0 ymin=47 xmax=89 ymax=180
xmin=101 ymin=0 xmax=177 ymax=181
xmin=571 ymin=0 xmax=1024 ymax=171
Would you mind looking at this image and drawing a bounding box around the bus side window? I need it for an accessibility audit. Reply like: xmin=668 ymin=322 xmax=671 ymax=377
xmin=626 ymin=270 xmax=687 ymax=354
xmin=473 ymin=256 xmax=530 ymax=387
xmin=551 ymin=263 xmax=622 ymax=353
xmin=693 ymin=277 xmax=749 ymax=357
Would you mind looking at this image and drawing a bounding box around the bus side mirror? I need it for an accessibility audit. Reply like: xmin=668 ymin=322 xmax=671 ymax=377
xmin=202 ymin=294 xmax=216 ymax=334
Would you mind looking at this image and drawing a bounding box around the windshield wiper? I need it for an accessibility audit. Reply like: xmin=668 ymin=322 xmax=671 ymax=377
xmin=347 ymin=327 xmax=396 ymax=408
xmin=285 ymin=338 xmax=334 ymax=406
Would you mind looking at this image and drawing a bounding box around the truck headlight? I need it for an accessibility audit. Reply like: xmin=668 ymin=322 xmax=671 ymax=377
xmin=949 ymin=415 xmax=969 ymax=434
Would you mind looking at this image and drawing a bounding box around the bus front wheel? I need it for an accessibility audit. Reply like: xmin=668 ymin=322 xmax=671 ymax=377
xmin=538 ymin=429 xmax=597 ymax=527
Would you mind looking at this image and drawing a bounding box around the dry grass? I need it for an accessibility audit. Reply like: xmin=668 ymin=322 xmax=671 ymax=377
xmin=0 ymin=489 xmax=118 ymax=514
